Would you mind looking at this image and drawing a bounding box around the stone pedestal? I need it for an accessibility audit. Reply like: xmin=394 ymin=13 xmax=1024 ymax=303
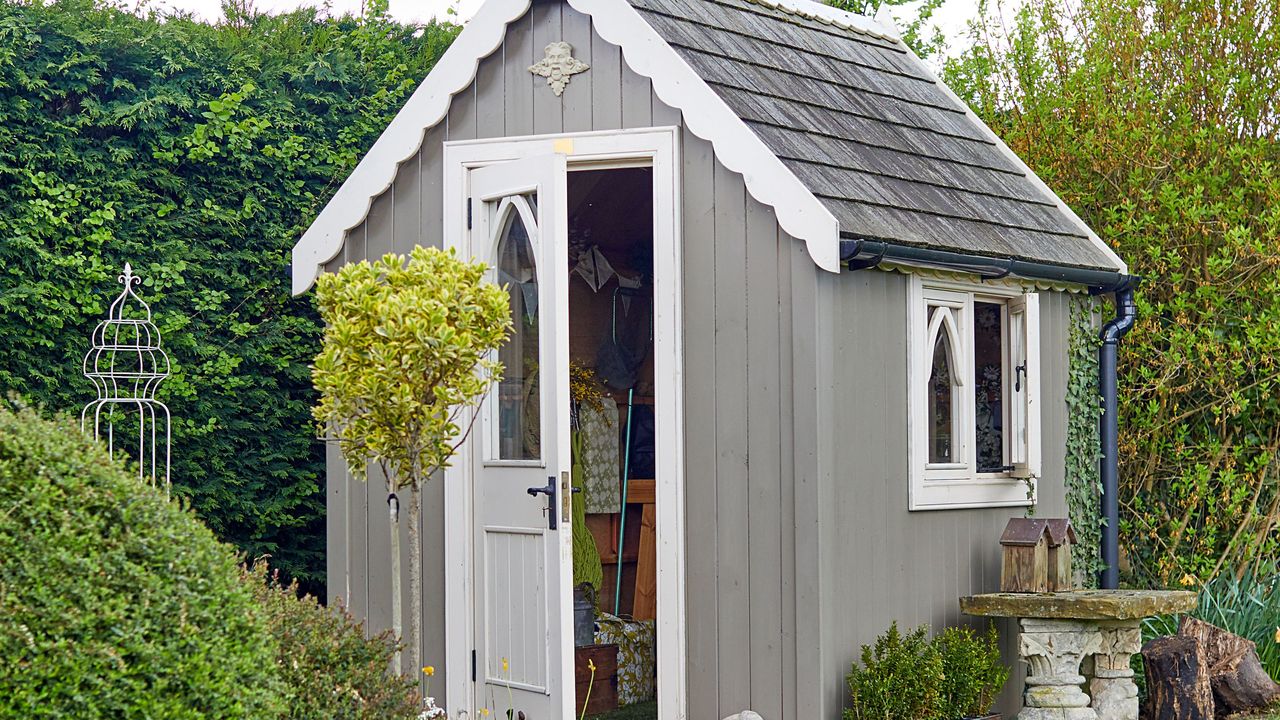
xmin=1088 ymin=622 xmax=1142 ymax=720
xmin=961 ymin=590 xmax=1196 ymax=720
xmin=1017 ymin=618 xmax=1100 ymax=720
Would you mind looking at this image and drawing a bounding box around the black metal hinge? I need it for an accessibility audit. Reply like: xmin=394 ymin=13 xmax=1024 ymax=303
xmin=466 ymin=199 xmax=473 ymax=230
xmin=471 ymin=649 xmax=477 ymax=682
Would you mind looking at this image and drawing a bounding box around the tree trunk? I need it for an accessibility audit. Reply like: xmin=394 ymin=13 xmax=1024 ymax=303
xmin=408 ymin=486 xmax=423 ymax=678
xmin=1142 ymin=635 xmax=1214 ymax=720
xmin=388 ymin=492 xmax=403 ymax=675
xmin=1179 ymin=617 xmax=1280 ymax=717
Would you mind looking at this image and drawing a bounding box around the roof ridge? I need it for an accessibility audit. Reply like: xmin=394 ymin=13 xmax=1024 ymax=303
xmin=739 ymin=0 xmax=901 ymax=43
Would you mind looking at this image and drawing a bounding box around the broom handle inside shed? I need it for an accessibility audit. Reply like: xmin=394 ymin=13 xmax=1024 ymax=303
xmin=613 ymin=388 xmax=634 ymax=617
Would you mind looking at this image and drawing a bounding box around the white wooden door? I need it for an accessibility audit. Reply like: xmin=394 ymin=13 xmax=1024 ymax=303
xmin=469 ymin=154 xmax=572 ymax=720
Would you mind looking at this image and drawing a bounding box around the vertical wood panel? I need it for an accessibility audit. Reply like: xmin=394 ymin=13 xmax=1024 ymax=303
xmin=326 ymin=440 xmax=348 ymax=605
xmin=530 ymin=1 xmax=562 ymax=135
xmin=589 ymin=29 xmax=622 ymax=130
xmin=560 ymin=5 xmax=593 ymax=133
xmin=364 ymin=192 xmax=396 ymax=635
xmin=681 ymin=128 xmax=719 ymax=720
xmin=503 ymin=13 xmax=534 ymax=138
xmin=421 ymin=125 xmax=446 ymax=250
xmin=713 ymin=160 xmax=751 ymax=714
xmin=393 ymin=151 xmax=421 ymax=254
xmin=777 ymin=229 xmax=798 ymax=720
xmin=620 ymin=59 xmax=652 ymax=129
xmin=447 ymin=82 xmax=477 ymax=143
xmin=344 ymin=223 xmax=369 ymax=626
xmin=475 ymin=52 xmax=506 ymax=140
xmin=745 ymin=197 xmax=783 ymax=719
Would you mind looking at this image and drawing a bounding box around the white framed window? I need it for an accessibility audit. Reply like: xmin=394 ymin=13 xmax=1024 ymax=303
xmin=908 ymin=276 xmax=1041 ymax=510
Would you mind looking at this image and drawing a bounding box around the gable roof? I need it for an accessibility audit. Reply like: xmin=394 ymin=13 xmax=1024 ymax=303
xmin=291 ymin=0 xmax=1124 ymax=294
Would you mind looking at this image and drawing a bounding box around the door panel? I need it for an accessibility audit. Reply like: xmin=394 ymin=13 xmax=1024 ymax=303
xmin=470 ymin=154 xmax=572 ymax=720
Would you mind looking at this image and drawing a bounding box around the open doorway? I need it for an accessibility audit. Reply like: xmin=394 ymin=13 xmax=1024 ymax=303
xmin=567 ymin=166 xmax=659 ymax=719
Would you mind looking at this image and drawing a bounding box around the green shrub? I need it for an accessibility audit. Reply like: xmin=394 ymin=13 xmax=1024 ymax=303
xmin=245 ymin=560 xmax=421 ymax=719
xmin=1143 ymin=571 xmax=1280 ymax=681
xmin=844 ymin=623 xmax=944 ymax=720
xmin=0 ymin=400 xmax=285 ymax=719
xmin=935 ymin=626 xmax=1008 ymax=718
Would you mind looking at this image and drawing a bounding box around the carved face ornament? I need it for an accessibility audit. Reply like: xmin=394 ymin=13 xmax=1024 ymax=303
xmin=529 ymin=41 xmax=589 ymax=96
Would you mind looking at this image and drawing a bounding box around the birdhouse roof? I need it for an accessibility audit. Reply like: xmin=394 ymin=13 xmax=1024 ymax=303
xmin=1000 ymin=517 xmax=1076 ymax=547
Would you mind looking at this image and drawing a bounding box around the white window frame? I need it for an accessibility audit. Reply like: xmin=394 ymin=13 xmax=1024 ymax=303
xmin=908 ymin=275 xmax=1041 ymax=510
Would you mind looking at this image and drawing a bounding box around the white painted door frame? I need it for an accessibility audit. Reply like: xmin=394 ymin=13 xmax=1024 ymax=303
xmin=442 ymin=127 xmax=686 ymax=720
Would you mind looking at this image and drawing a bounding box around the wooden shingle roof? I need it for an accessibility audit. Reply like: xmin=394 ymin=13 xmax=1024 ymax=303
xmin=629 ymin=0 xmax=1122 ymax=271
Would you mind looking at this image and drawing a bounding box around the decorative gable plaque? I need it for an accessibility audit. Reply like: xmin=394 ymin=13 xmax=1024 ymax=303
xmin=529 ymin=41 xmax=589 ymax=96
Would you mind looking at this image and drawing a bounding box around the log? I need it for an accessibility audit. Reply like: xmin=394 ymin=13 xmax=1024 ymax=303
xmin=1141 ymin=635 xmax=1215 ymax=720
xmin=1179 ymin=617 xmax=1280 ymax=717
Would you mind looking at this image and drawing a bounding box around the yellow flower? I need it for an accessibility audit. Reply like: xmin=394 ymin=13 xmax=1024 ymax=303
xmin=587 ymin=658 xmax=596 ymax=673
xmin=502 ymin=657 xmax=509 ymax=673
xmin=481 ymin=709 xmax=490 ymax=717
xmin=1274 ymin=626 xmax=1279 ymax=644
xmin=422 ymin=665 xmax=435 ymax=677
xmin=1179 ymin=573 xmax=1198 ymax=587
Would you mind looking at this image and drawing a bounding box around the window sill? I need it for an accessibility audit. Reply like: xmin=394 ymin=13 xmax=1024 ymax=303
xmin=909 ymin=475 xmax=1035 ymax=511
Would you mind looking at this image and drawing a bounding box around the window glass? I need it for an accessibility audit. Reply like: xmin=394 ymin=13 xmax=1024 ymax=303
xmin=974 ymin=301 xmax=1005 ymax=472
xmin=495 ymin=202 xmax=540 ymax=460
xmin=927 ymin=308 xmax=955 ymax=464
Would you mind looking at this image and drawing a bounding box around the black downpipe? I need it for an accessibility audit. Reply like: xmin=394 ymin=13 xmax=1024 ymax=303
xmin=840 ymin=239 xmax=1138 ymax=587
xmin=1097 ymin=282 xmax=1137 ymax=589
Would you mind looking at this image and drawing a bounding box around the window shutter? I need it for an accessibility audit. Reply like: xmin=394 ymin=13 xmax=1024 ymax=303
xmin=1008 ymin=293 xmax=1041 ymax=479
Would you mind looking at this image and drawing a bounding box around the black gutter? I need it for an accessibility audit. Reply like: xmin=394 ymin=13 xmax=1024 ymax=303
xmin=841 ymin=239 xmax=1138 ymax=588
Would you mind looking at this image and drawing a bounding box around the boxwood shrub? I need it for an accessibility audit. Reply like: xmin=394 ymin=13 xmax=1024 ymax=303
xmin=0 ymin=401 xmax=285 ymax=718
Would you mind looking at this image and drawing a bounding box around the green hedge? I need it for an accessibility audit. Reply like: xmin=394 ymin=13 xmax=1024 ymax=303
xmin=0 ymin=0 xmax=458 ymax=591
xmin=0 ymin=400 xmax=285 ymax=718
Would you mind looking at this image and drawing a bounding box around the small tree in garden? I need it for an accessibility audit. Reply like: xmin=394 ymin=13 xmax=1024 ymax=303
xmin=313 ymin=246 xmax=511 ymax=673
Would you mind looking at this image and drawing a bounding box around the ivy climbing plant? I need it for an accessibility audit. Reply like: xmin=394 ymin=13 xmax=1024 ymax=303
xmin=1065 ymin=295 xmax=1104 ymax=587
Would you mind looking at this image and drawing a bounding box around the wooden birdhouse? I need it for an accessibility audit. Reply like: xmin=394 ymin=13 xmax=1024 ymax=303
xmin=1000 ymin=518 xmax=1077 ymax=592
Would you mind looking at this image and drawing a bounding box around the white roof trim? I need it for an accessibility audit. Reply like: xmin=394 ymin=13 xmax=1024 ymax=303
xmin=291 ymin=0 xmax=534 ymax=294
xmin=291 ymin=0 xmax=842 ymax=293
xmin=901 ymin=44 xmax=1128 ymax=274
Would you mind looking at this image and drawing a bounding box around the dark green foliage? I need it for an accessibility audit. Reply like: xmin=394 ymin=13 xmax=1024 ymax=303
xmin=1066 ymin=296 xmax=1104 ymax=586
xmin=945 ymin=0 xmax=1280 ymax=586
xmin=0 ymin=0 xmax=459 ymax=591
xmin=1143 ymin=572 xmax=1280 ymax=682
xmin=844 ymin=623 xmax=944 ymax=720
xmin=244 ymin=560 xmax=422 ymax=720
xmin=934 ymin=626 xmax=1008 ymax=718
xmin=0 ymin=400 xmax=285 ymax=718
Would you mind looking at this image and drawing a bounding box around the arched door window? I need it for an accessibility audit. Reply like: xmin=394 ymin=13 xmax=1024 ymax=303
xmin=493 ymin=196 xmax=540 ymax=460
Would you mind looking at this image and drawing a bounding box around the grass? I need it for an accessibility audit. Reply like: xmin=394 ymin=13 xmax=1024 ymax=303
xmin=585 ymin=700 xmax=657 ymax=720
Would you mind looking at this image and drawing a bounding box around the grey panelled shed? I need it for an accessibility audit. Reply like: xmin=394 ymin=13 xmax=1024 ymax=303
xmin=291 ymin=0 xmax=1129 ymax=717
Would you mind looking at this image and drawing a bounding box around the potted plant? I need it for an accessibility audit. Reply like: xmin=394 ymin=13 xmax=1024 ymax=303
xmin=934 ymin=626 xmax=1009 ymax=720
xmin=844 ymin=623 xmax=944 ymax=720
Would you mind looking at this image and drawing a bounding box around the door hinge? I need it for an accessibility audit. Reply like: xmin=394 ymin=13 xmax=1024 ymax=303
xmin=466 ymin=199 xmax=473 ymax=230
xmin=471 ymin=649 xmax=476 ymax=682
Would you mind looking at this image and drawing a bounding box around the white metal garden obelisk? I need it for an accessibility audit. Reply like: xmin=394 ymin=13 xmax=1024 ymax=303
xmin=81 ymin=263 xmax=172 ymax=492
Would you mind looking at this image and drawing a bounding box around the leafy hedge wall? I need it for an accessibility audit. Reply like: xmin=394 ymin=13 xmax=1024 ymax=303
xmin=0 ymin=0 xmax=458 ymax=591
xmin=946 ymin=0 xmax=1280 ymax=584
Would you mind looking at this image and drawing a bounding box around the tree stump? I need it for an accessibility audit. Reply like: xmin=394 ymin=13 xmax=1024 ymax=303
xmin=1141 ymin=635 xmax=1214 ymax=720
xmin=1179 ymin=617 xmax=1280 ymax=717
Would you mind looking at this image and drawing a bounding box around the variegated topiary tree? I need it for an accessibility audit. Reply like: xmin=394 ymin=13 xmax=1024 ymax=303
xmin=313 ymin=246 xmax=510 ymax=673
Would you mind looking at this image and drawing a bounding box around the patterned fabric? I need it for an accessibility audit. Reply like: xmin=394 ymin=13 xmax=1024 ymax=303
xmin=595 ymin=612 xmax=656 ymax=705
xmin=579 ymin=402 xmax=620 ymax=514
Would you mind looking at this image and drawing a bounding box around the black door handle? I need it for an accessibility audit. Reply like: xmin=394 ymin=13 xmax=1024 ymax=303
xmin=527 ymin=477 xmax=557 ymax=530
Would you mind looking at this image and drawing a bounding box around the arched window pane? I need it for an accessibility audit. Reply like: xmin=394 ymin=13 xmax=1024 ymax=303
xmin=928 ymin=312 xmax=954 ymax=464
xmin=496 ymin=203 xmax=540 ymax=460
xmin=974 ymin=301 xmax=1005 ymax=472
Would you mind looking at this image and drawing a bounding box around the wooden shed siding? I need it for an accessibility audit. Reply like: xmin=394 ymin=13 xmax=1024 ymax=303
xmin=818 ymin=271 xmax=1074 ymax=718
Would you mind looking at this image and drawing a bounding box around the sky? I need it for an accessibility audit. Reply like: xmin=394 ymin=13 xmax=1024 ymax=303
xmin=149 ymin=0 xmax=986 ymax=58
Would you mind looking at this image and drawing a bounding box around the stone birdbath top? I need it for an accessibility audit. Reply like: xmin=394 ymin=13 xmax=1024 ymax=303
xmin=960 ymin=589 xmax=1196 ymax=621
xmin=960 ymin=590 xmax=1196 ymax=720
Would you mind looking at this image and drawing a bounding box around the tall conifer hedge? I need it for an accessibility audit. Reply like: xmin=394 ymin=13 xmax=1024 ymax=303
xmin=0 ymin=0 xmax=459 ymax=592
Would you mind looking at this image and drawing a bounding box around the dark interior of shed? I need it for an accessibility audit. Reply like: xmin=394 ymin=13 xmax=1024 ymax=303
xmin=567 ymin=166 xmax=659 ymax=717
